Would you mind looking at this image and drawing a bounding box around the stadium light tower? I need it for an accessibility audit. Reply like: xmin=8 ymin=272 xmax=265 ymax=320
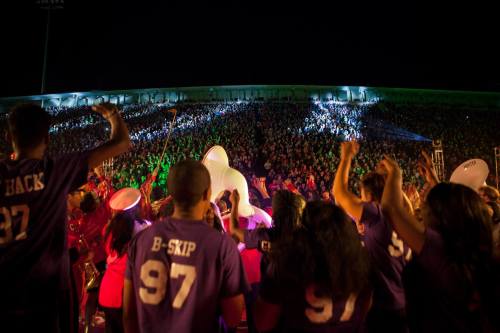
xmin=432 ymin=139 xmax=445 ymax=182
xmin=495 ymin=146 xmax=500 ymax=189
xmin=38 ymin=0 xmax=64 ymax=96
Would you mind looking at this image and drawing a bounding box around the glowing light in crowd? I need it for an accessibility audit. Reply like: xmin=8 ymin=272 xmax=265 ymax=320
xmin=303 ymin=102 xmax=366 ymax=140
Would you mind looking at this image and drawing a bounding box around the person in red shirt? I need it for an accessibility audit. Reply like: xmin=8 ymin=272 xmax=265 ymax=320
xmin=99 ymin=211 xmax=135 ymax=333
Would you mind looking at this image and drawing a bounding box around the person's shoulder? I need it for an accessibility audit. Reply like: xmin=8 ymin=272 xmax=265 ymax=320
xmin=416 ymin=227 xmax=448 ymax=272
xmin=420 ymin=227 xmax=445 ymax=253
xmin=208 ymin=228 xmax=235 ymax=252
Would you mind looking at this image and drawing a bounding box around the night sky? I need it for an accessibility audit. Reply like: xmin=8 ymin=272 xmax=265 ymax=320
xmin=1 ymin=0 xmax=498 ymax=97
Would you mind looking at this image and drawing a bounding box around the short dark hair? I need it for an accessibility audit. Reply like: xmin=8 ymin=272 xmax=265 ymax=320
xmin=360 ymin=172 xmax=385 ymax=203
xmin=7 ymin=103 xmax=51 ymax=150
xmin=80 ymin=192 xmax=98 ymax=214
xmin=167 ymin=159 xmax=211 ymax=211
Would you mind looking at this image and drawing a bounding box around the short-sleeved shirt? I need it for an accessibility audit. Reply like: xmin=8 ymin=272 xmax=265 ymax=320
xmin=260 ymin=265 xmax=372 ymax=333
xmin=126 ymin=217 xmax=250 ymax=333
xmin=360 ymin=202 xmax=411 ymax=311
xmin=404 ymin=227 xmax=491 ymax=333
xmin=243 ymin=227 xmax=273 ymax=284
xmin=244 ymin=227 xmax=272 ymax=251
xmin=0 ymin=153 xmax=89 ymax=330
xmin=99 ymin=252 xmax=128 ymax=308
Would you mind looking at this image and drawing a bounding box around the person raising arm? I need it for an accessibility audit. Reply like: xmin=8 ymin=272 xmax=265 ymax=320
xmin=0 ymin=102 xmax=130 ymax=332
xmin=88 ymin=103 xmax=131 ymax=169
xmin=380 ymin=155 xmax=426 ymax=253
xmin=332 ymin=141 xmax=364 ymax=221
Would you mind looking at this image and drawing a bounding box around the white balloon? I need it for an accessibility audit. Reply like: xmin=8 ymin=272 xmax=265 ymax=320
xmin=450 ymin=159 xmax=489 ymax=191
xmin=203 ymin=145 xmax=273 ymax=229
xmin=203 ymin=145 xmax=253 ymax=217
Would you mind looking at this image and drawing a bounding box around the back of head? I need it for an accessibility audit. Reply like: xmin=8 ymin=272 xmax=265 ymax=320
xmin=80 ymin=192 xmax=98 ymax=214
xmin=105 ymin=211 xmax=135 ymax=256
xmin=426 ymin=182 xmax=493 ymax=258
xmin=272 ymin=201 xmax=370 ymax=299
xmin=8 ymin=104 xmax=51 ymax=151
xmin=360 ymin=172 xmax=385 ymax=203
xmin=271 ymin=190 xmax=305 ymax=240
xmin=426 ymin=182 xmax=494 ymax=315
xmin=167 ymin=159 xmax=211 ymax=212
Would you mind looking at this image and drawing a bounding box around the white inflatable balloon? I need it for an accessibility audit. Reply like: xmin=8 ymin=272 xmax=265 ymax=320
xmin=203 ymin=146 xmax=272 ymax=227
xmin=247 ymin=206 xmax=272 ymax=228
xmin=450 ymin=159 xmax=489 ymax=191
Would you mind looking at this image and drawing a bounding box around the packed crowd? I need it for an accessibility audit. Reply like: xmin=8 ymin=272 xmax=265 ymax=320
xmin=4 ymin=100 xmax=497 ymax=204
xmin=1 ymin=101 xmax=500 ymax=333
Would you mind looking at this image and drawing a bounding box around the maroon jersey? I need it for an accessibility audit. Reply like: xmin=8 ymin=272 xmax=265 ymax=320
xmin=0 ymin=153 xmax=89 ymax=331
xmin=126 ymin=217 xmax=250 ymax=333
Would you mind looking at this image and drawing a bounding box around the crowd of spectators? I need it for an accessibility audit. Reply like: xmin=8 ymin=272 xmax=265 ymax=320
xmin=2 ymin=100 xmax=500 ymax=333
xmin=2 ymin=100 xmax=499 ymax=203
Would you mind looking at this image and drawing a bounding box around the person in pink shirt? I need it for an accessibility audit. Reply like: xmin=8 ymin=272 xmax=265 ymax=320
xmin=99 ymin=211 xmax=135 ymax=333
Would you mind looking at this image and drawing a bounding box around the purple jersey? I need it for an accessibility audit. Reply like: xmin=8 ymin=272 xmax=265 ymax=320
xmin=126 ymin=217 xmax=250 ymax=333
xmin=0 ymin=153 xmax=89 ymax=330
xmin=244 ymin=227 xmax=271 ymax=252
xmin=260 ymin=267 xmax=372 ymax=333
xmin=359 ymin=202 xmax=411 ymax=311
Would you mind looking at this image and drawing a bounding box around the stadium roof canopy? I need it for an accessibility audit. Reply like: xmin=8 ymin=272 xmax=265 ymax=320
xmin=1 ymin=85 xmax=500 ymax=113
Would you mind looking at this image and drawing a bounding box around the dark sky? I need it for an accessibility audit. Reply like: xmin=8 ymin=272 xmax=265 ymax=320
xmin=1 ymin=0 xmax=498 ymax=97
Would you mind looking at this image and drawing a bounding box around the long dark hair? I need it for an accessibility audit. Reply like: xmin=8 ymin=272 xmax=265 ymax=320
xmin=425 ymin=183 xmax=496 ymax=324
xmin=271 ymin=201 xmax=370 ymax=300
xmin=104 ymin=211 xmax=135 ymax=256
xmin=271 ymin=190 xmax=305 ymax=242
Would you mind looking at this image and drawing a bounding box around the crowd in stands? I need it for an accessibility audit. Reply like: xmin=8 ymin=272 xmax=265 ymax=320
xmin=4 ymin=100 xmax=498 ymax=204
xmin=1 ymin=100 xmax=500 ymax=333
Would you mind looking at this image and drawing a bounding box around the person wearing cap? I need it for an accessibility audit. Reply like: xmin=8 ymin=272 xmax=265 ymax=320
xmin=0 ymin=103 xmax=130 ymax=332
xmin=123 ymin=159 xmax=249 ymax=333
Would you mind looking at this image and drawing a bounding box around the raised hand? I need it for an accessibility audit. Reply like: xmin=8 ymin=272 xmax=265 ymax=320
xmin=252 ymin=177 xmax=270 ymax=198
xmin=152 ymin=166 xmax=159 ymax=179
xmin=340 ymin=141 xmax=360 ymax=160
xmin=229 ymin=189 xmax=240 ymax=206
xmin=418 ymin=150 xmax=439 ymax=186
xmin=380 ymin=154 xmax=402 ymax=181
xmin=92 ymin=102 xmax=119 ymax=120
xmin=252 ymin=177 xmax=262 ymax=191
